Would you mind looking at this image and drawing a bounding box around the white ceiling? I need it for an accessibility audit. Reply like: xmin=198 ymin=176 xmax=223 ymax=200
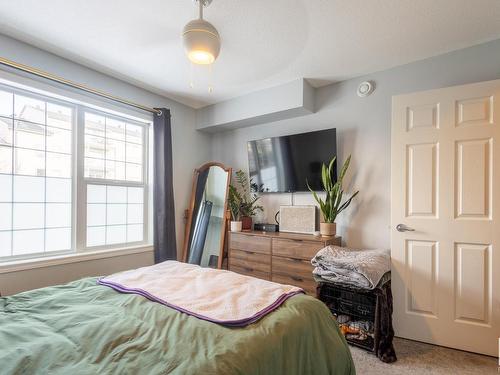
xmin=0 ymin=0 xmax=499 ymax=108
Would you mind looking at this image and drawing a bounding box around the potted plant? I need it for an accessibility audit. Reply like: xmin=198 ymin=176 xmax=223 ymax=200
xmin=231 ymin=170 xmax=264 ymax=230
xmin=228 ymin=184 xmax=243 ymax=232
xmin=307 ymin=155 xmax=359 ymax=237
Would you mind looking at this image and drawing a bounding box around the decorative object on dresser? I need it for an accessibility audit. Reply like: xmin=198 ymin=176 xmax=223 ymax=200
xmin=279 ymin=205 xmax=317 ymax=234
xmin=228 ymin=184 xmax=243 ymax=232
xmin=253 ymin=223 xmax=279 ymax=232
xmin=183 ymin=161 xmax=232 ymax=269
xmin=228 ymin=231 xmax=341 ymax=295
xmin=308 ymin=155 xmax=359 ymax=237
xmin=228 ymin=170 xmax=263 ymax=231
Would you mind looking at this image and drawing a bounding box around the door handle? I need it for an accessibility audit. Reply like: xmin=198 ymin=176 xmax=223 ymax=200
xmin=396 ymin=224 xmax=415 ymax=232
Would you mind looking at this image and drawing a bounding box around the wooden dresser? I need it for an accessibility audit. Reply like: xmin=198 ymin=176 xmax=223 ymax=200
xmin=228 ymin=231 xmax=341 ymax=295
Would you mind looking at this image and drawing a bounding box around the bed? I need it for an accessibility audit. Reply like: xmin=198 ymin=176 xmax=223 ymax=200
xmin=0 ymin=266 xmax=355 ymax=375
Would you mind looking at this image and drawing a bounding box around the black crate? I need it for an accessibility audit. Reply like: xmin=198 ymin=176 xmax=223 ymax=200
xmin=322 ymin=287 xmax=377 ymax=321
xmin=345 ymin=334 xmax=375 ymax=351
xmin=318 ymin=283 xmax=378 ymax=352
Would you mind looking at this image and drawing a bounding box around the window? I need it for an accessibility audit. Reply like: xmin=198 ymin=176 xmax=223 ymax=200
xmin=82 ymin=110 xmax=147 ymax=249
xmin=0 ymin=84 xmax=150 ymax=262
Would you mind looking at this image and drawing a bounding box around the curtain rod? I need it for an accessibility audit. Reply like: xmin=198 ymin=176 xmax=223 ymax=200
xmin=0 ymin=56 xmax=162 ymax=116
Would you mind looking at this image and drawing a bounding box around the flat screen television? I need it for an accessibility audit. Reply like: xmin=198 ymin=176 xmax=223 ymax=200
xmin=247 ymin=128 xmax=337 ymax=193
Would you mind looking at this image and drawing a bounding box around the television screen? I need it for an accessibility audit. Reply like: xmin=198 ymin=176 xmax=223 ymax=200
xmin=247 ymin=128 xmax=337 ymax=193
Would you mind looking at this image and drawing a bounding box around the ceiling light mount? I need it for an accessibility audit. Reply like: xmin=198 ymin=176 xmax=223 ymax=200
xmin=194 ymin=0 xmax=213 ymax=10
xmin=183 ymin=0 xmax=220 ymax=65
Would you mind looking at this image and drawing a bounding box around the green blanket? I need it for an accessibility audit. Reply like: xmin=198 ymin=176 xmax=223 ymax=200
xmin=0 ymin=277 xmax=355 ymax=375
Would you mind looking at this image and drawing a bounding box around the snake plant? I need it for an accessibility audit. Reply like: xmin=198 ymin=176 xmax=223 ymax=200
xmin=307 ymin=155 xmax=359 ymax=223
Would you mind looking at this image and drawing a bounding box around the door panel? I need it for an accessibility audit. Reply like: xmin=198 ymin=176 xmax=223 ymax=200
xmin=455 ymin=139 xmax=492 ymax=219
xmin=407 ymin=103 xmax=440 ymax=130
xmin=456 ymin=96 xmax=493 ymax=127
xmin=407 ymin=143 xmax=438 ymax=217
xmin=391 ymin=79 xmax=500 ymax=356
xmin=406 ymin=240 xmax=439 ymax=317
xmin=454 ymin=242 xmax=491 ymax=325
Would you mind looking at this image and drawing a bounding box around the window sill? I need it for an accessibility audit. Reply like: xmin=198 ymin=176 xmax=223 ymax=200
xmin=0 ymin=245 xmax=154 ymax=274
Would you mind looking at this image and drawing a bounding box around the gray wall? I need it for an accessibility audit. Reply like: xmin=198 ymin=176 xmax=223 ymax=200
xmin=0 ymin=251 xmax=153 ymax=295
xmin=196 ymin=79 xmax=315 ymax=131
xmin=0 ymin=34 xmax=211 ymax=293
xmin=211 ymin=38 xmax=500 ymax=249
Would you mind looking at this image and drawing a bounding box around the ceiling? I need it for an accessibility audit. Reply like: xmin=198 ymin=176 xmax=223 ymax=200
xmin=0 ymin=0 xmax=499 ymax=108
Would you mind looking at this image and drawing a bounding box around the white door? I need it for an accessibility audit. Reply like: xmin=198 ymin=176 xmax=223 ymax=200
xmin=391 ymin=80 xmax=500 ymax=356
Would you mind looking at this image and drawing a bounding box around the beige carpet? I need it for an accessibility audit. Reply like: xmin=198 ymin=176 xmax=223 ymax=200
xmin=350 ymin=337 xmax=498 ymax=374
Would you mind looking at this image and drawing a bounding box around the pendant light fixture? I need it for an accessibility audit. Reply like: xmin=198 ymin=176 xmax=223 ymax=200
xmin=182 ymin=0 xmax=221 ymax=65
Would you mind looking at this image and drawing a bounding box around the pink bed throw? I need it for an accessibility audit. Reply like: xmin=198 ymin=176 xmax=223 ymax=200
xmin=98 ymin=261 xmax=303 ymax=327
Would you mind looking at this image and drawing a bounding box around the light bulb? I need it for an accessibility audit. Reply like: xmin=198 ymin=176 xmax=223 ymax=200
xmin=188 ymin=50 xmax=215 ymax=65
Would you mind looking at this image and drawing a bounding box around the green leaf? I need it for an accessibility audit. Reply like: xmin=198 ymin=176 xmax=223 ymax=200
xmin=338 ymin=191 xmax=359 ymax=213
xmin=338 ymin=155 xmax=351 ymax=182
xmin=328 ymin=156 xmax=336 ymax=184
xmin=321 ymin=164 xmax=328 ymax=190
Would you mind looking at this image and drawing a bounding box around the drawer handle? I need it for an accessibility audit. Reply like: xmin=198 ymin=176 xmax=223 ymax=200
xmin=291 ymin=258 xmax=303 ymax=263
xmin=291 ymin=276 xmax=303 ymax=282
xmin=243 ymin=267 xmax=254 ymax=272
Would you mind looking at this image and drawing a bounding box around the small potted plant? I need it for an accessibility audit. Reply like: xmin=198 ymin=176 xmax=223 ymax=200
xmin=228 ymin=184 xmax=243 ymax=232
xmin=231 ymin=170 xmax=264 ymax=230
xmin=308 ymin=155 xmax=359 ymax=236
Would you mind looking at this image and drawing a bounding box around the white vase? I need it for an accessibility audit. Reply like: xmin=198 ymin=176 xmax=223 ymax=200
xmin=319 ymin=222 xmax=336 ymax=237
xmin=230 ymin=221 xmax=243 ymax=232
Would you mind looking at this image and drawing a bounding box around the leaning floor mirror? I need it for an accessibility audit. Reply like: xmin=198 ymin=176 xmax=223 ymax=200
xmin=183 ymin=162 xmax=232 ymax=269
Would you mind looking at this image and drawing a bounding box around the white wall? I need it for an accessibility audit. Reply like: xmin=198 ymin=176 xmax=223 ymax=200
xmin=0 ymin=34 xmax=211 ymax=293
xmin=211 ymin=38 xmax=500 ymax=249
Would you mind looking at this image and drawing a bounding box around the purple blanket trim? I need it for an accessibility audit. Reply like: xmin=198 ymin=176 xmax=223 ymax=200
xmin=97 ymin=278 xmax=304 ymax=327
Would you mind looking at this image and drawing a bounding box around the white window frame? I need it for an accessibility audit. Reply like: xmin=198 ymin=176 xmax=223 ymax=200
xmin=0 ymin=80 xmax=152 ymax=263
xmin=76 ymin=107 xmax=150 ymax=252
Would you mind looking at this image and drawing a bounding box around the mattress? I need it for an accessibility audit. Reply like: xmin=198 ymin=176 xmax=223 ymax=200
xmin=0 ymin=277 xmax=355 ymax=375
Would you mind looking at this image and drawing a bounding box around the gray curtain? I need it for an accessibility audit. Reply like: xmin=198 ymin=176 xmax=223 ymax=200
xmin=153 ymin=108 xmax=177 ymax=263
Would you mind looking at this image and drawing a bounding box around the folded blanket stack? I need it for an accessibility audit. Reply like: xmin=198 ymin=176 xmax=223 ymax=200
xmin=311 ymin=246 xmax=391 ymax=290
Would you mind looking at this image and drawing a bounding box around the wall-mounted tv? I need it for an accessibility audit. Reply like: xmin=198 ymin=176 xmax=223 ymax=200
xmin=247 ymin=128 xmax=337 ymax=193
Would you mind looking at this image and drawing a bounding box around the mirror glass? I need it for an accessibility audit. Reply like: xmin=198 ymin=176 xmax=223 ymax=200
xmin=185 ymin=164 xmax=230 ymax=268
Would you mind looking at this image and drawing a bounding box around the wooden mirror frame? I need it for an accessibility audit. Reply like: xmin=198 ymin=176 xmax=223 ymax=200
xmin=182 ymin=161 xmax=232 ymax=269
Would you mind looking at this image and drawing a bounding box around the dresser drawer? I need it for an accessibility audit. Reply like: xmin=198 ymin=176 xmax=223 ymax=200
xmin=230 ymin=233 xmax=271 ymax=254
xmin=272 ymin=256 xmax=316 ymax=295
xmin=271 ymin=274 xmax=316 ymax=295
xmin=230 ymin=265 xmax=270 ymax=281
xmin=272 ymin=238 xmax=324 ymax=260
xmin=230 ymin=249 xmax=271 ymax=273
xmin=272 ymin=255 xmax=314 ymax=279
